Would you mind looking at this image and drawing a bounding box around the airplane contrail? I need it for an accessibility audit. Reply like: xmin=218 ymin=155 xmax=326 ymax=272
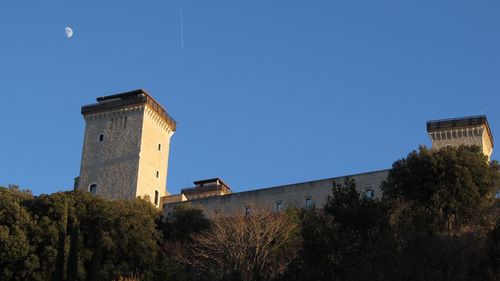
xmin=180 ymin=0 xmax=184 ymax=48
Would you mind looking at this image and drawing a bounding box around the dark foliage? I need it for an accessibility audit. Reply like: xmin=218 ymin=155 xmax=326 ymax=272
xmin=158 ymin=205 xmax=210 ymax=243
xmin=1 ymin=145 xmax=499 ymax=281
xmin=283 ymin=178 xmax=400 ymax=281
xmin=0 ymin=188 xmax=161 ymax=281
xmin=380 ymin=145 xmax=500 ymax=281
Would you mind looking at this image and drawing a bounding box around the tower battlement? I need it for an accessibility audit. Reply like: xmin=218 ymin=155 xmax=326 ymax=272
xmin=81 ymin=89 xmax=176 ymax=131
xmin=427 ymin=115 xmax=494 ymax=161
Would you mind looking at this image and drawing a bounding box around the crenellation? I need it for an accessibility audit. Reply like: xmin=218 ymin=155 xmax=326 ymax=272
xmin=427 ymin=115 xmax=493 ymax=161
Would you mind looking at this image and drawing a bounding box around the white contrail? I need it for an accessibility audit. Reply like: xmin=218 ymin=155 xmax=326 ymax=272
xmin=180 ymin=0 xmax=184 ymax=48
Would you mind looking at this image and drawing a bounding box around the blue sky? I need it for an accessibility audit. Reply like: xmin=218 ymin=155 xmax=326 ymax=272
xmin=1 ymin=0 xmax=499 ymax=195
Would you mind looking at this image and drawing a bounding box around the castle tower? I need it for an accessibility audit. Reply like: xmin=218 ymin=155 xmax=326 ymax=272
xmin=427 ymin=115 xmax=493 ymax=161
xmin=76 ymin=89 xmax=176 ymax=207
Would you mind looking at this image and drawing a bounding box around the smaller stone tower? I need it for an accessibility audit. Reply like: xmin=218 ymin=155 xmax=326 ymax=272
xmin=427 ymin=115 xmax=493 ymax=161
xmin=76 ymin=89 xmax=176 ymax=207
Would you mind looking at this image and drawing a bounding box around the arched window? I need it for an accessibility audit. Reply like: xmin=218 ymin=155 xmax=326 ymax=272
xmin=89 ymin=184 xmax=97 ymax=194
xmin=99 ymin=134 xmax=104 ymax=142
xmin=275 ymin=200 xmax=283 ymax=212
xmin=158 ymin=143 xmax=162 ymax=151
xmin=156 ymin=171 xmax=159 ymax=178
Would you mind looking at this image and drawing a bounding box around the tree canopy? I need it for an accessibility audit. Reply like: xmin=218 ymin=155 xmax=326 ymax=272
xmin=382 ymin=145 xmax=500 ymax=236
xmin=1 ymin=145 xmax=499 ymax=281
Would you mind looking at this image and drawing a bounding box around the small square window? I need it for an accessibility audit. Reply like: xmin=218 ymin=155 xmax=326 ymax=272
xmin=99 ymin=134 xmax=104 ymax=142
xmin=364 ymin=189 xmax=375 ymax=199
xmin=305 ymin=198 xmax=313 ymax=209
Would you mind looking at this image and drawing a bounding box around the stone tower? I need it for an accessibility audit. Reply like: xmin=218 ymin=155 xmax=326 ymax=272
xmin=76 ymin=89 xmax=176 ymax=207
xmin=427 ymin=115 xmax=493 ymax=161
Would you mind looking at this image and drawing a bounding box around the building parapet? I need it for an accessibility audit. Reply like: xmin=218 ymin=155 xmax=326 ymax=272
xmin=427 ymin=115 xmax=493 ymax=147
xmin=81 ymin=89 xmax=177 ymax=131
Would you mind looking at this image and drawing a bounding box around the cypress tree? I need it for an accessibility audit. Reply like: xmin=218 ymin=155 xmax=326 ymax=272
xmin=52 ymin=200 xmax=68 ymax=281
xmin=66 ymin=215 xmax=79 ymax=281
xmin=87 ymin=227 xmax=104 ymax=281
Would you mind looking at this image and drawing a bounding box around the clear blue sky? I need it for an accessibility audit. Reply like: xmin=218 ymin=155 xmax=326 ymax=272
xmin=1 ymin=0 xmax=499 ymax=195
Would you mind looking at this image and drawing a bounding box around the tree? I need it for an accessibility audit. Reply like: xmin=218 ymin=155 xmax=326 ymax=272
xmin=52 ymin=200 xmax=68 ymax=281
xmin=382 ymin=145 xmax=500 ymax=237
xmin=284 ymin=178 xmax=399 ymax=281
xmin=159 ymin=205 xmax=211 ymax=243
xmin=380 ymin=145 xmax=500 ymax=281
xmin=178 ymin=209 xmax=300 ymax=281
xmin=0 ymin=186 xmax=39 ymax=281
xmin=66 ymin=215 xmax=79 ymax=281
xmin=486 ymin=217 xmax=500 ymax=280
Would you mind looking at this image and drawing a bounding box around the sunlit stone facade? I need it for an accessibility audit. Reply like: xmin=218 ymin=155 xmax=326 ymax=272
xmin=76 ymin=89 xmax=176 ymax=207
xmin=75 ymin=91 xmax=494 ymax=215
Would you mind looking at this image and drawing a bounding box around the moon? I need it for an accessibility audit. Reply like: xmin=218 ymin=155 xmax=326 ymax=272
xmin=65 ymin=27 xmax=73 ymax=38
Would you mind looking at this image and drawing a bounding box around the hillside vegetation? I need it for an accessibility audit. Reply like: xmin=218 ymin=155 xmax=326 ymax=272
xmin=1 ymin=145 xmax=499 ymax=281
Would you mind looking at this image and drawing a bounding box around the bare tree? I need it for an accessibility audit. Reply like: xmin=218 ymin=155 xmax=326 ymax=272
xmin=176 ymin=208 xmax=300 ymax=281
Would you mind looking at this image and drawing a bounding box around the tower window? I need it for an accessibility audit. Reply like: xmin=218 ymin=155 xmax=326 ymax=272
xmin=99 ymin=134 xmax=104 ymax=142
xmin=89 ymin=184 xmax=97 ymax=194
xmin=363 ymin=189 xmax=375 ymax=199
xmin=245 ymin=207 xmax=251 ymax=216
xmin=305 ymin=197 xmax=313 ymax=209
xmin=276 ymin=201 xmax=283 ymax=212
xmin=154 ymin=190 xmax=159 ymax=206
xmin=158 ymin=143 xmax=162 ymax=151
xmin=156 ymin=171 xmax=159 ymax=178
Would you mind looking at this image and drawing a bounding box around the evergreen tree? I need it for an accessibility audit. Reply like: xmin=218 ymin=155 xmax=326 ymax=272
xmin=382 ymin=145 xmax=500 ymax=237
xmin=66 ymin=215 xmax=79 ymax=281
xmin=52 ymin=200 xmax=68 ymax=281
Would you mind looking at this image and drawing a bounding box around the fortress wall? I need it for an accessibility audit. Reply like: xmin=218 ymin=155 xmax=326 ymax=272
xmin=77 ymin=106 xmax=145 ymax=200
xmin=163 ymin=169 xmax=389 ymax=218
xmin=136 ymin=105 xmax=174 ymax=206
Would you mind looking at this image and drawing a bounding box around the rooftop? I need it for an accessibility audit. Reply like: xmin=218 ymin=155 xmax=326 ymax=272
xmin=81 ymin=89 xmax=176 ymax=131
xmin=426 ymin=115 xmax=493 ymax=146
xmin=193 ymin=178 xmax=231 ymax=187
xmin=181 ymin=178 xmax=232 ymax=195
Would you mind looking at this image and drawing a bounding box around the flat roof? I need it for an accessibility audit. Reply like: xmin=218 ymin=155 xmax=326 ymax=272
xmin=193 ymin=178 xmax=231 ymax=188
xmin=81 ymin=89 xmax=176 ymax=131
xmin=426 ymin=115 xmax=493 ymax=146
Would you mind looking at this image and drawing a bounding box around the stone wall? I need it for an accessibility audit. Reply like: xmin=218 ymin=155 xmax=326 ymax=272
xmin=428 ymin=124 xmax=493 ymax=160
xmin=77 ymin=106 xmax=145 ymax=200
xmin=136 ymin=105 xmax=175 ymax=206
xmin=163 ymin=169 xmax=389 ymax=218
xmin=77 ymin=103 xmax=175 ymax=207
